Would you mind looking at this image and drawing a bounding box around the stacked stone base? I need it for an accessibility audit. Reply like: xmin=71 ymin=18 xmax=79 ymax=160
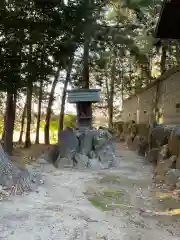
xmin=47 ymin=128 xmax=118 ymax=170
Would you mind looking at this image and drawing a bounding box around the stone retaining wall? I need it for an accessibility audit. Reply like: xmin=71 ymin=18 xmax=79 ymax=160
xmin=122 ymin=67 xmax=180 ymax=124
xmin=112 ymin=121 xmax=180 ymax=190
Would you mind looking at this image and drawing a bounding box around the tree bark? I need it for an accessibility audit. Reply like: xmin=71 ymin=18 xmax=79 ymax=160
xmin=24 ymin=81 xmax=33 ymax=148
xmin=151 ymin=45 xmax=167 ymax=124
xmin=82 ymin=34 xmax=90 ymax=88
xmin=108 ymin=58 xmax=115 ymax=129
xmin=18 ymin=103 xmax=27 ymax=144
xmin=35 ymin=78 xmax=43 ymax=144
xmin=160 ymin=45 xmax=167 ymax=75
xmin=3 ymin=92 xmax=17 ymax=155
xmin=44 ymin=69 xmax=60 ymax=145
xmin=58 ymin=57 xmax=74 ymax=142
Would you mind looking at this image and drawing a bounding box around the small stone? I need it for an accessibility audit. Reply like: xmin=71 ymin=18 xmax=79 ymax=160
xmin=88 ymin=150 xmax=97 ymax=159
xmin=88 ymin=158 xmax=104 ymax=170
xmin=55 ymin=157 xmax=73 ymax=169
xmin=165 ymin=169 xmax=180 ymax=186
xmin=156 ymin=155 xmax=177 ymax=177
xmin=158 ymin=144 xmax=169 ymax=161
xmin=137 ymin=139 xmax=148 ymax=157
xmin=155 ymin=174 xmax=165 ymax=183
xmin=176 ymin=179 xmax=180 ymax=189
xmin=168 ymin=126 xmax=180 ymax=156
xmin=146 ymin=148 xmax=159 ymax=164
xmin=74 ymin=153 xmax=89 ymax=169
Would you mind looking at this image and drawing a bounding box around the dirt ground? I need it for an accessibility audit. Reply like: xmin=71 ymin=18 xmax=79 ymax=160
xmin=0 ymin=142 xmax=180 ymax=239
xmin=11 ymin=144 xmax=51 ymax=165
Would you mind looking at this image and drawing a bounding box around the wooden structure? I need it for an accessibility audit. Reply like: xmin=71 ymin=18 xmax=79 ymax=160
xmin=67 ymin=89 xmax=100 ymax=129
xmin=155 ymin=0 xmax=180 ymax=39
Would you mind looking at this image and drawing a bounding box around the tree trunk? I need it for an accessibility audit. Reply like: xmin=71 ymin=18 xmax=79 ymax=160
xmin=3 ymin=92 xmax=17 ymax=155
xmin=18 ymin=103 xmax=27 ymax=144
xmin=82 ymin=34 xmax=90 ymax=88
xmin=151 ymin=45 xmax=167 ymax=124
xmin=35 ymin=79 xmax=43 ymax=144
xmin=44 ymin=69 xmax=60 ymax=145
xmin=160 ymin=45 xmax=167 ymax=75
xmin=1 ymin=115 xmax=5 ymax=142
xmin=58 ymin=57 xmax=74 ymax=142
xmin=24 ymin=81 xmax=33 ymax=148
xmin=108 ymin=59 xmax=115 ymax=129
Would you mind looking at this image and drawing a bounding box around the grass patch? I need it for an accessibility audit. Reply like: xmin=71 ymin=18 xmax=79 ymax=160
xmin=102 ymin=189 xmax=123 ymax=198
xmin=88 ymin=196 xmax=108 ymax=211
xmin=99 ymin=175 xmax=121 ymax=185
xmin=86 ymin=187 xmax=130 ymax=211
xmin=99 ymin=174 xmax=149 ymax=188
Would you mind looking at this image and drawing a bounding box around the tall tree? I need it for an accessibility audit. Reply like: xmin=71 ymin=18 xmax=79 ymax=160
xmin=58 ymin=55 xmax=74 ymax=138
xmin=44 ymin=69 xmax=60 ymax=145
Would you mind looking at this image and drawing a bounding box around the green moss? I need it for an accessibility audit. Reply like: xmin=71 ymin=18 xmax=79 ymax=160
xmin=86 ymin=187 xmax=130 ymax=211
xmin=102 ymin=189 xmax=123 ymax=198
xmin=88 ymin=196 xmax=108 ymax=210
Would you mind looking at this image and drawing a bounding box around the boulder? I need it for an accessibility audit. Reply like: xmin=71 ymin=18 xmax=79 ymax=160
xmin=96 ymin=144 xmax=116 ymax=169
xmin=58 ymin=128 xmax=79 ymax=161
xmin=176 ymin=148 xmax=180 ymax=170
xmin=149 ymin=127 xmax=171 ymax=149
xmin=176 ymin=178 xmax=180 ymax=189
xmin=88 ymin=158 xmax=104 ymax=170
xmin=74 ymin=153 xmax=89 ymax=169
xmin=54 ymin=157 xmax=73 ymax=169
xmin=88 ymin=150 xmax=97 ymax=159
xmin=131 ymin=135 xmax=141 ymax=150
xmin=137 ymin=138 xmax=148 ymax=157
xmin=78 ymin=130 xmax=96 ymax=155
xmin=93 ymin=129 xmax=112 ymax=150
xmin=146 ymin=148 xmax=159 ymax=164
xmin=156 ymin=174 xmax=165 ymax=184
xmin=59 ymin=127 xmax=79 ymax=151
xmin=136 ymin=124 xmax=149 ymax=141
xmin=156 ymin=155 xmax=177 ymax=178
xmin=158 ymin=144 xmax=169 ymax=161
xmin=165 ymin=169 xmax=180 ymax=186
xmin=168 ymin=126 xmax=180 ymax=156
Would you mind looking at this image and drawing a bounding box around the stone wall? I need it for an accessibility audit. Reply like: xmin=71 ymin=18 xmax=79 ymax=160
xmin=122 ymin=68 xmax=180 ymax=124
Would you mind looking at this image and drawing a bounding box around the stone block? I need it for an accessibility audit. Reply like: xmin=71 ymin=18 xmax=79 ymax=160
xmin=158 ymin=144 xmax=169 ymax=162
xmin=137 ymin=139 xmax=148 ymax=157
xmin=87 ymin=158 xmax=104 ymax=170
xmin=156 ymin=155 xmax=177 ymax=177
xmin=176 ymin=148 xmax=180 ymax=170
xmin=74 ymin=153 xmax=89 ymax=169
xmin=55 ymin=157 xmax=73 ymax=169
xmin=149 ymin=127 xmax=171 ymax=149
xmin=146 ymin=148 xmax=159 ymax=164
xmin=165 ymin=169 xmax=180 ymax=187
xmin=168 ymin=126 xmax=180 ymax=156
xmin=79 ymin=130 xmax=96 ymax=155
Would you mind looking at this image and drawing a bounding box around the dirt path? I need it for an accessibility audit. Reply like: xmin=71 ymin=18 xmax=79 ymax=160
xmin=0 ymin=143 xmax=180 ymax=239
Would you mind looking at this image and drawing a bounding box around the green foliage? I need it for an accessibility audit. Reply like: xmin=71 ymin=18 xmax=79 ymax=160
xmin=40 ymin=114 xmax=76 ymax=143
xmin=63 ymin=114 xmax=76 ymax=129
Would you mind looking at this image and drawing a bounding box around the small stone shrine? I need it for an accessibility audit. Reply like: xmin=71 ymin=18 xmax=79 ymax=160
xmin=67 ymin=89 xmax=100 ymax=130
xmin=47 ymin=89 xmax=118 ymax=170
